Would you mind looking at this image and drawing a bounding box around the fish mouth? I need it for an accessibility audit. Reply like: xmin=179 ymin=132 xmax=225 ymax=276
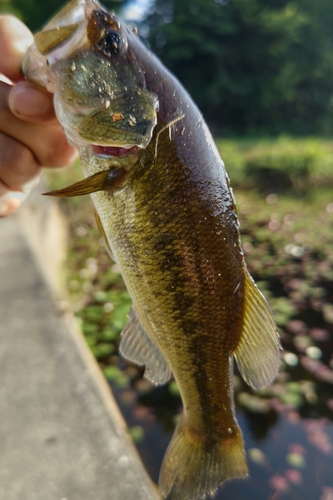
xmin=91 ymin=144 xmax=140 ymax=158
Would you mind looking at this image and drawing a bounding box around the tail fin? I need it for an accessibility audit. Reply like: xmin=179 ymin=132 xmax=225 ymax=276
xmin=159 ymin=417 xmax=248 ymax=500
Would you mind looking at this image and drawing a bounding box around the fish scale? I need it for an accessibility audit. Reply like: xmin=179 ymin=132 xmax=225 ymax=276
xmin=22 ymin=1 xmax=281 ymax=498
xmin=88 ymin=118 xmax=247 ymax=465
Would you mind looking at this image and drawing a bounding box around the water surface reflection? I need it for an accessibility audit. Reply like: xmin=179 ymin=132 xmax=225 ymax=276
xmin=113 ymin=381 xmax=333 ymax=500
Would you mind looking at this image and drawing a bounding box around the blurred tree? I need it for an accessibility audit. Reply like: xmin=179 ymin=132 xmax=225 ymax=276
xmin=2 ymin=0 xmax=333 ymax=135
xmin=143 ymin=0 xmax=333 ymax=136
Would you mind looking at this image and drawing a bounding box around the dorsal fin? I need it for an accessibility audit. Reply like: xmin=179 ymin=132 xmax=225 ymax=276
xmin=234 ymin=271 xmax=281 ymax=389
xmin=119 ymin=307 xmax=172 ymax=386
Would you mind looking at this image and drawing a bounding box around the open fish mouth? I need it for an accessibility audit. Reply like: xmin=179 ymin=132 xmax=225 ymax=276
xmin=90 ymin=144 xmax=140 ymax=158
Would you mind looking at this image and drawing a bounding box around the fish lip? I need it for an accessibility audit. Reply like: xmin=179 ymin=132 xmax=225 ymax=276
xmin=90 ymin=144 xmax=140 ymax=158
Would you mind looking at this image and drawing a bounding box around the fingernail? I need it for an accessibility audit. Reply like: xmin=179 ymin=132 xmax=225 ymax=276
xmin=3 ymin=191 xmax=28 ymax=201
xmin=0 ymin=175 xmax=40 ymax=202
xmin=16 ymin=36 xmax=33 ymax=54
xmin=22 ymin=176 xmax=40 ymax=193
xmin=0 ymin=176 xmax=39 ymax=216
xmin=5 ymin=16 xmax=33 ymax=53
xmin=0 ymin=198 xmax=21 ymax=217
xmin=9 ymin=82 xmax=53 ymax=118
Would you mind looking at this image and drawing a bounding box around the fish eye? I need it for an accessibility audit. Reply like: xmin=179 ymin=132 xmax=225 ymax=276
xmin=97 ymin=30 xmax=125 ymax=56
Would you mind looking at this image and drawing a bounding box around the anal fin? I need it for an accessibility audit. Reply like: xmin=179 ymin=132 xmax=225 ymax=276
xmin=234 ymin=271 xmax=281 ymax=389
xmin=119 ymin=307 xmax=172 ymax=386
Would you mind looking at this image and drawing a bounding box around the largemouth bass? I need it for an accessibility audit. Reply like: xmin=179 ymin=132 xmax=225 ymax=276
xmin=22 ymin=1 xmax=281 ymax=498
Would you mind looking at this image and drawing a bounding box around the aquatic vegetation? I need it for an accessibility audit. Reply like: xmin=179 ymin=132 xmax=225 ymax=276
xmin=47 ymin=149 xmax=333 ymax=498
xmin=65 ymin=186 xmax=333 ymax=411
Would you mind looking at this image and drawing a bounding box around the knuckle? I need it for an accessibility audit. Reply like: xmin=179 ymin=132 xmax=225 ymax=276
xmin=38 ymin=130 xmax=76 ymax=167
xmin=0 ymin=134 xmax=39 ymax=190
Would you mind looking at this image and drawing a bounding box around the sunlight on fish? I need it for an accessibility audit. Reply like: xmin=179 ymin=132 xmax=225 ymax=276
xmin=22 ymin=1 xmax=281 ymax=498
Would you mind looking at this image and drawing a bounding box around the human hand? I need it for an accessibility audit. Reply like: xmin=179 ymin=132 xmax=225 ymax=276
xmin=0 ymin=15 xmax=78 ymax=217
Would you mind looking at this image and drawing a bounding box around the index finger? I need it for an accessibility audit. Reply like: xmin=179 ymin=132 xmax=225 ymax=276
xmin=0 ymin=16 xmax=33 ymax=82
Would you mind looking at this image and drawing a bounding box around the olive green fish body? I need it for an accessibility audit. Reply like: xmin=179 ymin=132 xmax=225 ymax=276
xmin=22 ymin=2 xmax=281 ymax=498
xmin=80 ymin=109 xmax=255 ymax=497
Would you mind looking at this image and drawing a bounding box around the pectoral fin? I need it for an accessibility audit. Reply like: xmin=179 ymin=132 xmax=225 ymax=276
xmin=120 ymin=307 xmax=172 ymax=386
xmin=43 ymin=168 xmax=125 ymax=197
xmin=94 ymin=209 xmax=115 ymax=261
xmin=234 ymin=271 xmax=281 ymax=389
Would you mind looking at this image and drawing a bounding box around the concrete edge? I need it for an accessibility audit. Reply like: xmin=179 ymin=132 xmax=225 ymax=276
xmin=18 ymin=192 xmax=161 ymax=498
xmin=62 ymin=310 xmax=131 ymax=437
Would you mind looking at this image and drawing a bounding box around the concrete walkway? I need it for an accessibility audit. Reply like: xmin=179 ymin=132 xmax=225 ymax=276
xmin=0 ymin=198 xmax=160 ymax=500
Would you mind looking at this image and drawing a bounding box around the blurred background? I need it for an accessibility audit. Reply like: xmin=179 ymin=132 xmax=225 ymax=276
xmin=3 ymin=0 xmax=333 ymax=137
xmin=1 ymin=0 xmax=333 ymax=499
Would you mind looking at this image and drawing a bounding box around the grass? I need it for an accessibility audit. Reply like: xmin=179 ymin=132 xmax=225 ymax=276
xmin=216 ymin=136 xmax=333 ymax=192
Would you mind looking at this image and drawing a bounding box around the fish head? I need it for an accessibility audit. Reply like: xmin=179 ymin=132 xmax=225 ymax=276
xmin=22 ymin=0 xmax=159 ymax=155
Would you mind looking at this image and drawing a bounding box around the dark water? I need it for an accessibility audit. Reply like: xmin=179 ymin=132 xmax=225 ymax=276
xmin=110 ymin=376 xmax=333 ymax=500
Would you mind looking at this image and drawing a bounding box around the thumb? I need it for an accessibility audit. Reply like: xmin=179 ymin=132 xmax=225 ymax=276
xmin=0 ymin=15 xmax=57 ymax=124
xmin=0 ymin=15 xmax=33 ymax=82
xmin=9 ymin=81 xmax=57 ymax=124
